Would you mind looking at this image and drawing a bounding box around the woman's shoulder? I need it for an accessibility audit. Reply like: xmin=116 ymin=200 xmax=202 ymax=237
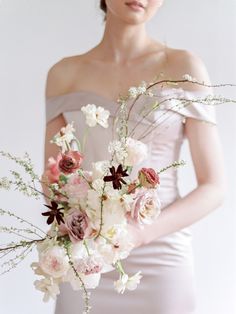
xmin=164 ymin=46 xmax=211 ymax=90
xmin=45 ymin=52 xmax=91 ymax=99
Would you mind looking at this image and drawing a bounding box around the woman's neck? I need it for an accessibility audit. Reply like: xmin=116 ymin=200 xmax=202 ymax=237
xmin=97 ymin=15 xmax=155 ymax=63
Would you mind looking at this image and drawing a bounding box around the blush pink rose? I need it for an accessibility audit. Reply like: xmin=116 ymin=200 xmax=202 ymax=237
xmin=138 ymin=167 xmax=160 ymax=188
xmin=61 ymin=173 xmax=90 ymax=200
xmin=38 ymin=245 xmax=69 ymax=278
xmin=129 ymin=187 xmax=161 ymax=225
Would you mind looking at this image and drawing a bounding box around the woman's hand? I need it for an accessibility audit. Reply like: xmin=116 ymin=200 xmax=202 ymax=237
xmin=127 ymin=223 xmax=146 ymax=249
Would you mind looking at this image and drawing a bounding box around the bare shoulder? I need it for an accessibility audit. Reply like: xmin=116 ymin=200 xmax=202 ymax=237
xmin=165 ymin=47 xmax=211 ymax=89
xmin=45 ymin=53 xmax=89 ymax=99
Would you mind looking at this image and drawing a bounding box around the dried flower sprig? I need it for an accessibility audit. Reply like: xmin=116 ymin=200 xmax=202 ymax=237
xmin=0 ymin=151 xmax=39 ymax=181
xmin=63 ymin=239 xmax=91 ymax=314
xmin=115 ymin=77 xmax=236 ymax=141
xmin=0 ymin=208 xmax=48 ymax=237
xmin=0 ymin=238 xmax=47 ymax=276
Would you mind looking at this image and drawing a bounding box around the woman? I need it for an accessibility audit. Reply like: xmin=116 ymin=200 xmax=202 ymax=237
xmin=43 ymin=1 xmax=226 ymax=313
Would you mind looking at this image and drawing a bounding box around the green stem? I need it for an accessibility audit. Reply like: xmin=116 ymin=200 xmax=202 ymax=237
xmin=157 ymin=160 xmax=186 ymax=174
xmin=0 ymin=238 xmax=47 ymax=252
xmin=64 ymin=244 xmax=91 ymax=314
xmin=83 ymin=240 xmax=91 ymax=256
xmin=115 ymin=260 xmax=125 ymax=276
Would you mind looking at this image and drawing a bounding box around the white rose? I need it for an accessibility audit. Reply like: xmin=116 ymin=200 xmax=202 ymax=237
xmin=124 ymin=137 xmax=148 ymax=166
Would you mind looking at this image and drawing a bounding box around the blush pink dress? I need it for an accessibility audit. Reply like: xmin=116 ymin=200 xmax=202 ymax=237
xmin=45 ymin=86 xmax=217 ymax=314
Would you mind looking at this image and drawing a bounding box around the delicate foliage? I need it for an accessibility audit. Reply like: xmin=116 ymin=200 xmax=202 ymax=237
xmin=1 ymin=75 xmax=235 ymax=313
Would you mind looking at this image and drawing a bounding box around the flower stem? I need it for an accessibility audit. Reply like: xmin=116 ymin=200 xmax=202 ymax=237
xmin=64 ymin=244 xmax=91 ymax=314
xmin=157 ymin=160 xmax=186 ymax=174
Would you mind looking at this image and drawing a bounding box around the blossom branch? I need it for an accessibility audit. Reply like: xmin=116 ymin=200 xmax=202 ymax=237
xmin=0 ymin=208 xmax=49 ymax=237
xmin=64 ymin=243 xmax=91 ymax=314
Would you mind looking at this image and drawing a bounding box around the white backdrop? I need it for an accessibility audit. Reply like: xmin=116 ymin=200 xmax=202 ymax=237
xmin=0 ymin=1 xmax=235 ymax=314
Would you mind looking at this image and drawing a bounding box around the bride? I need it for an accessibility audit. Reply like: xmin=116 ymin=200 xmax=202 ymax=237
xmin=43 ymin=1 xmax=226 ymax=313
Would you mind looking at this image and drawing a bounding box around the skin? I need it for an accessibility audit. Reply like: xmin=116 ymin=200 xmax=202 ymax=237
xmin=43 ymin=0 xmax=227 ymax=247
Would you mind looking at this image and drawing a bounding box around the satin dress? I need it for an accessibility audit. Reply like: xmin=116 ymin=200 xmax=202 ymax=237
xmin=45 ymin=86 xmax=217 ymax=314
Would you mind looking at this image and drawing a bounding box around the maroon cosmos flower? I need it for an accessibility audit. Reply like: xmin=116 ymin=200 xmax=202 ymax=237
xmin=42 ymin=201 xmax=65 ymax=225
xmin=103 ymin=164 xmax=129 ymax=190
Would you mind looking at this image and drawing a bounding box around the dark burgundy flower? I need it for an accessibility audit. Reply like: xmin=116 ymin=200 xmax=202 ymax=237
xmin=42 ymin=201 xmax=65 ymax=225
xmin=103 ymin=164 xmax=129 ymax=190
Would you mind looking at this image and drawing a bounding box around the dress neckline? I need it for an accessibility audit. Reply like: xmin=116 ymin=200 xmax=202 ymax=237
xmin=46 ymin=89 xmax=123 ymax=105
xmin=45 ymin=86 xmax=211 ymax=106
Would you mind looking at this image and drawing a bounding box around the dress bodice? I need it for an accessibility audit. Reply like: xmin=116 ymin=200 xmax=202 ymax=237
xmin=45 ymin=87 xmax=217 ymax=206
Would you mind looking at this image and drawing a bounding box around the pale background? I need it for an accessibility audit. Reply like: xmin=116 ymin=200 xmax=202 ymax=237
xmin=0 ymin=1 xmax=235 ymax=313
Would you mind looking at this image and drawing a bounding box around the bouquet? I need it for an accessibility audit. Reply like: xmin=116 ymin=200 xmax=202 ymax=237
xmin=0 ymin=74 xmax=235 ymax=313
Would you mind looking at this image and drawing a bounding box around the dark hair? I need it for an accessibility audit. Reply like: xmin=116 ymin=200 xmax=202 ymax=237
xmin=100 ymin=0 xmax=107 ymax=21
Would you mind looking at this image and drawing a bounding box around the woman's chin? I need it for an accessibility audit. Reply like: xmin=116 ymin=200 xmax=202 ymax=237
xmin=118 ymin=13 xmax=148 ymax=25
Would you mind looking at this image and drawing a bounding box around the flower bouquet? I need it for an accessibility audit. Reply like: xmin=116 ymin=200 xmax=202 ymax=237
xmin=0 ymin=75 xmax=235 ymax=313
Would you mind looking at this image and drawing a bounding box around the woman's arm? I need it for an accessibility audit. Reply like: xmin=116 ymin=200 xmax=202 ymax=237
xmin=41 ymin=61 xmax=68 ymax=203
xmin=137 ymin=120 xmax=226 ymax=246
xmin=129 ymin=51 xmax=228 ymax=247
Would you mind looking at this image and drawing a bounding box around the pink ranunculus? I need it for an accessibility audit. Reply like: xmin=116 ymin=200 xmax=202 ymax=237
xmin=130 ymin=187 xmax=161 ymax=225
xmin=58 ymin=151 xmax=83 ymax=174
xmin=62 ymin=209 xmax=92 ymax=243
xmin=44 ymin=154 xmax=62 ymax=183
xmin=138 ymin=167 xmax=160 ymax=189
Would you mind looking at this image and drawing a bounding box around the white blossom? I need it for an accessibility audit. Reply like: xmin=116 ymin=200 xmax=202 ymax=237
xmin=96 ymin=225 xmax=134 ymax=264
xmin=114 ymin=271 xmax=142 ymax=294
xmin=0 ymin=177 xmax=11 ymax=190
xmin=92 ymin=178 xmax=105 ymax=195
xmin=182 ymin=73 xmax=197 ymax=82
xmin=108 ymin=139 xmax=128 ymax=161
xmin=128 ymin=81 xmax=147 ymax=98
xmin=128 ymin=87 xmax=139 ymax=98
xmin=81 ymin=104 xmax=110 ymax=128
xmin=34 ymin=277 xmax=60 ymax=302
xmin=91 ymin=160 xmax=111 ymax=180
xmin=50 ymin=122 xmax=76 ymax=153
xmin=108 ymin=137 xmax=148 ymax=166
